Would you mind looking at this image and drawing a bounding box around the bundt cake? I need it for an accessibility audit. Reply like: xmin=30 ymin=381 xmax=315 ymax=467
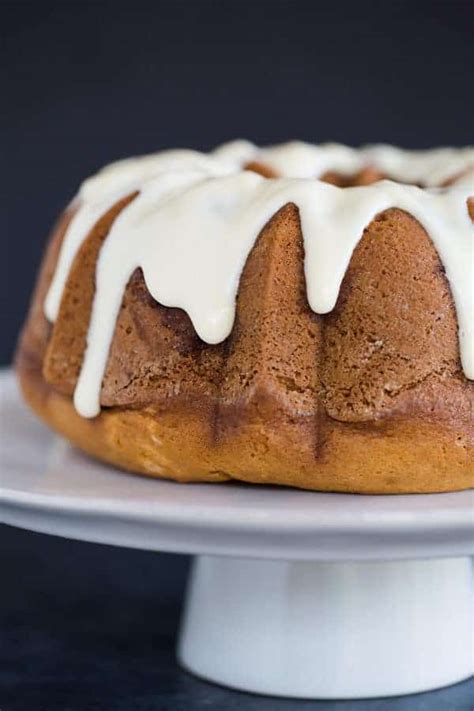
xmin=15 ymin=141 xmax=474 ymax=493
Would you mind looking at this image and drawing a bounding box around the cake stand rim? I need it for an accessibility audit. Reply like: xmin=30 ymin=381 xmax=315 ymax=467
xmin=1 ymin=368 xmax=473 ymax=561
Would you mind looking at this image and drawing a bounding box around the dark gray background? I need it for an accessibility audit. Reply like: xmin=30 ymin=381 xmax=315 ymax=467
xmin=2 ymin=0 xmax=474 ymax=364
xmin=1 ymin=1 xmax=473 ymax=709
xmin=1 ymin=524 xmax=473 ymax=711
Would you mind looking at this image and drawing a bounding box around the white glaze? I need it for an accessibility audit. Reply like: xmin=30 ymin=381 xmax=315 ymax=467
xmin=45 ymin=150 xmax=234 ymax=321
xmin=258 ymin=142 xmax=474 ymax=185
xmin=44 ymin=141 xmax=474 ymax=417
xmin=214 ymin=140 xmax=474 ymax=184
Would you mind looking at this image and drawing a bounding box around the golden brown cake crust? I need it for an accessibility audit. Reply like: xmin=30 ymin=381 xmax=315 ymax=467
xmin=15 ymin=359 xmax=473 ymax=493
xmin=15 ymin=191 xmax=473 ymax=494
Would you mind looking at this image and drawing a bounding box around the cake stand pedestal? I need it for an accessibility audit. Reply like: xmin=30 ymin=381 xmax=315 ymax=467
xmin=1 ymin=370 xmax=473 ymax=699
xmin=179 ymin=555 xmax=472 ymax=698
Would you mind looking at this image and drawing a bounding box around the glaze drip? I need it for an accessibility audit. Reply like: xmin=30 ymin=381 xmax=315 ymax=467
xmin=44 ymin=141 xmax=474 ymax=418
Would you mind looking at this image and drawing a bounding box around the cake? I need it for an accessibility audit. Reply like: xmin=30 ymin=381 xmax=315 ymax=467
xmin=15 ymin=141 xmax=474 ymax=493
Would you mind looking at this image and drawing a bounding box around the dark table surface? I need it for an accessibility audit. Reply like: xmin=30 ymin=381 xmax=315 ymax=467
xmin=0 ymin=523 xmax=472 ymax=711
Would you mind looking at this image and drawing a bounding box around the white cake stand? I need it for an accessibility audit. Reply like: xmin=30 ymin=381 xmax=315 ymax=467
xmin=0 ymin=370 xmax=473 ymax=699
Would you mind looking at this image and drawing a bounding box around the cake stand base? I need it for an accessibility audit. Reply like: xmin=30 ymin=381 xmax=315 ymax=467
xmin=2 ymin=371 xmax=473 ymax=700
xmin=178 ymin=555 xmax=473 ymax=699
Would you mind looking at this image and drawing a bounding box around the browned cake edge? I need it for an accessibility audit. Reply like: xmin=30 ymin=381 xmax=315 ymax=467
xmin=15 ymin=353 xmax=473 ymax=493
xmin=14 ymin=194 xmax=473 ymax=494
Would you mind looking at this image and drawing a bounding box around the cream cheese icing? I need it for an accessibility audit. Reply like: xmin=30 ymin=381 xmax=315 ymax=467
xmin=44 ymin=141 xmax=474 ymax=418
xmin=214 ymin=140 xmax=474 ymax=185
